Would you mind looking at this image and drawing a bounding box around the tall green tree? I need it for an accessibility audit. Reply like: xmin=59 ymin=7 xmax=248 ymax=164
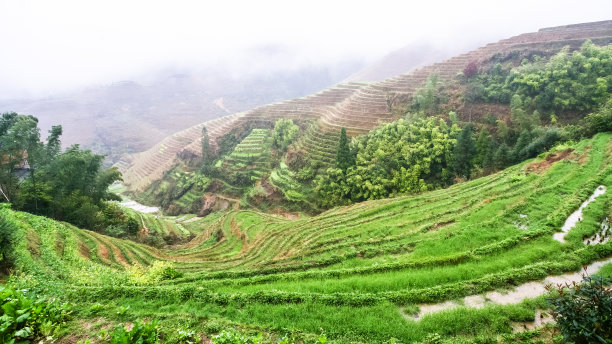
xmin=494 ymin=143 xmax=510 ymax=170
xmin=412 ymin=73 xmax=440 ymax=115
xmin=0 ymin=113 xmax=41 ymax=202
xmin=474 ymin=128 xmax=491 ymax=166
xmin=454 ymin=124 xmax=477 ymax=179
xmin=512 ymin=129 xmax=532 ymax=163
xmin=482 ymin=139 xmax=497 ymax=173
xmin=335 ymin=127 xmax=353 ymax=172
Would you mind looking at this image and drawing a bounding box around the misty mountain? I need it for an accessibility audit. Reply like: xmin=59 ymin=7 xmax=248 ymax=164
xmin=0 ymin=61 xmax=363 ymax=165
xmin=345 ymin=40 xmax=486 ymax=82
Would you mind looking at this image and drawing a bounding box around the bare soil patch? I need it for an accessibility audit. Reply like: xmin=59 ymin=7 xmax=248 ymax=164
xmin=98 ymin=243 xmax=110 ymax=260
xmin=525 ymin=149 xmax=574 ymax=174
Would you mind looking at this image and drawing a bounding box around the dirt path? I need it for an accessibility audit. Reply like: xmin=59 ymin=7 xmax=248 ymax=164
xmin=405 ymin=256 xmax=612 ymax=321
xmin=213 ymin=97 xmax=232 ymax=114
xmin=98 ymin=243 xmax=110 ymax=261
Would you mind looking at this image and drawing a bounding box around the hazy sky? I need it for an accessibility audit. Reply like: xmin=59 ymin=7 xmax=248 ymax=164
xmin=1 ymin=0 xmax=610 ymax=99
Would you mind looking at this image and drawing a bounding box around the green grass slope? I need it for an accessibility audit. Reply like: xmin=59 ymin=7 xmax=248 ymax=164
xmin=3 ymin=133 xmax=612 ymax=343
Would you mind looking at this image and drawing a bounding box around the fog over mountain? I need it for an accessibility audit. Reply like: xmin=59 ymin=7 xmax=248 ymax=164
xmin=1 ymin=0 xmax=610 ymax=163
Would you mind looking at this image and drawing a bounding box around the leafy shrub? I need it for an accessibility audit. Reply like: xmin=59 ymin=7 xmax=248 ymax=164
xmin=212 ymin=330 xmax=262 ymax=344
xmin=107 ymin=319 xmax=160 ymax=344
xmin=175 ymin=328 xmax=201 ymax=344
xmin=204 ymin=320 xmax=223 ymax=334
xmin=0 ymin=286 xmax=71 ymax=343
xmin=127 ymin=261 xmax=183 ymax=285
xmin=546 ymin=269 xmax=612 ymax=343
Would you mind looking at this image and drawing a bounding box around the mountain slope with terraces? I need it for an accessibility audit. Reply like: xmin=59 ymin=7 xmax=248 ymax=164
xmin=118 ymin=20 xmax=612 ymax=193
xmin=4 ymin=132 xmax=612 ymax=343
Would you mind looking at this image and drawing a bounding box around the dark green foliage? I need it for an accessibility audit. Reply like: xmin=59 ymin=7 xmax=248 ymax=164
xmin=474 ymin=128 xmax=491 ymax=166
xmin=519 ymin=128 xmax=560 ymax=160
xmin=494 ymin=143 xmax=510 ymax=170
xmin=108 ymin=320 xmax=160 ymax=344
xmin=454 ymin=125 xmax=476 ymax=179
xmin=272 ymin=119 xmax=299 ymax=151
xmin=38 ymin=146 xmax=123 ymax=229
xmin=512 ymin=129 xmax=532 ymax=163
xmin=335 ymin=128 xmax=353 ymax=172
xmin=0 ymin=113 xmax=40 ymax=203
xmin=45 ymin=125 xmax=62 ymax=163
xmin=0 ymin=286 xmax=71 ymax=343
xmin=101 ymin=203 xmax=140 ymax=238
xmin=0 ymin=113 xmax=125 ymax=233
xmin=546 ymin=272 xmax=612 ymax=343
xmin=481 ymin=139 xmax=497 ymax=173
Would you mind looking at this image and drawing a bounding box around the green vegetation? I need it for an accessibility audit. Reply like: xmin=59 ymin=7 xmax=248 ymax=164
xmin=547 ymin=272 xmax=612 ymax=343
xmin=219 ymin=129 xmax=273 ymax=186
xmin=272 ymin=119 xmax=299 ymax=151
xmin=0 ymin=113 xmax=130 ymax=234
xmin=3 ymin=37 xmax=612 ymax=343
xmin=473 ymin=41 xmax=611 ymax=114
xmin=315 ymin=117 xmax=458 ymax=206
xmin=106 ymin=320 xmax=160 ymax=344
xmin=1 ymin=132 xmax=611 ymax=342
xmin=0 ymin=286 xmax=71 ymax=343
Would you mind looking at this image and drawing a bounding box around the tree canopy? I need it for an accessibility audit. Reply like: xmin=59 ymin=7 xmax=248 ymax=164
xmin=272 ymin=119 xmax=299 ymax=151
xmin=1 ymin=112 xmax=126 ymax=232
xmin=316 ymin=117 xmax=458 ymax=206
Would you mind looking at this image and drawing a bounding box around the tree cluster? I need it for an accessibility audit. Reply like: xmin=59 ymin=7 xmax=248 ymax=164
xmin=469 ymin=41 xmax=611 ymax=115
xmin=315 ymin=118 xmax=458 ymax=206
xmin=0 ymin=113 xmax=132 ymax=233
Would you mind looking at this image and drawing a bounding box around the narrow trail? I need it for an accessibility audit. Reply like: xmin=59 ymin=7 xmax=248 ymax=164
xmin=405 ymin=256 xmax=612 ymax=321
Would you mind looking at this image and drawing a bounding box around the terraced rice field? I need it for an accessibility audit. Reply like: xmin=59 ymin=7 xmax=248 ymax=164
xmin=268 ymin=162 xmax=312 ymax=203
xmin=220 ymin=129 xmax=273 ymax=183
xmin=6 ymin=133 xmax=612 ymax=342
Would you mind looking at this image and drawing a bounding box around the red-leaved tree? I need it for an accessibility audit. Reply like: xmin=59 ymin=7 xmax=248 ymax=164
xmin=464 ymin=61 xmax=478 ymax=79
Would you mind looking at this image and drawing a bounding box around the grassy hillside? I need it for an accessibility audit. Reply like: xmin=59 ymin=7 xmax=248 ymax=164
xmin=2 ymin=132 xmax=612 ymax=342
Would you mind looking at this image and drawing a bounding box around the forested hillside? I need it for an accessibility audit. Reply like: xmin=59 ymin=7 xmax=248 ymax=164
xmin=125 ymin=38 xmax=612 ymax=220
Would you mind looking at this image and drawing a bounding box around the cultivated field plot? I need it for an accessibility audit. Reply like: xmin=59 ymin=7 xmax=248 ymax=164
xmin=4 ymin=133 xmax=612 ymax=342
xmin=220 ymin=129 xmax=273 ymax=183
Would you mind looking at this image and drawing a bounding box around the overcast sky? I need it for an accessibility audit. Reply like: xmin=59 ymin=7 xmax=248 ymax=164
xmin=1 ymin=0 xmax=610 ymax=99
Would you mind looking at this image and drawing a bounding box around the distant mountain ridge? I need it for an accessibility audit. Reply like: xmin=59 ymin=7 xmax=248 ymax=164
xmin=0 ymin=63 xmax=362 ymax=165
